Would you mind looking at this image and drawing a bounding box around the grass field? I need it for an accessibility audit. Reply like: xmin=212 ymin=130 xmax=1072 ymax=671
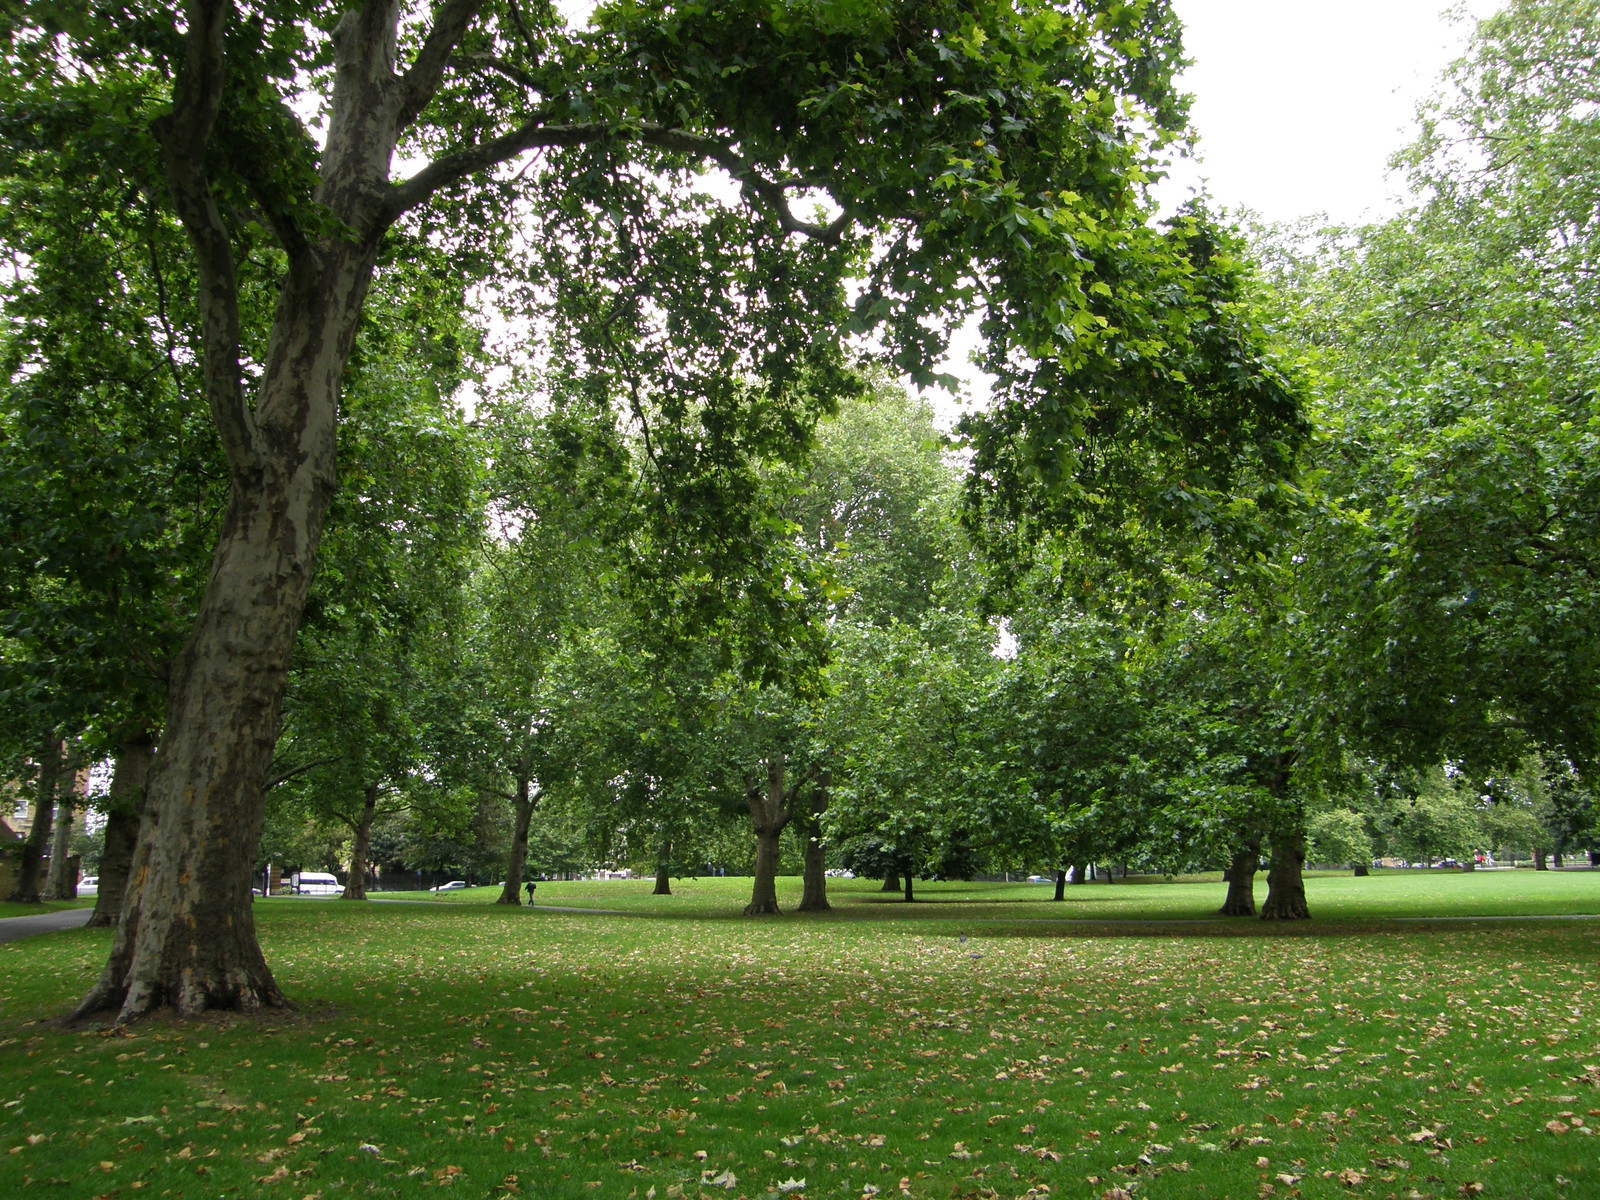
xmin=2 ymin=871 xmax=1599 ymax=1200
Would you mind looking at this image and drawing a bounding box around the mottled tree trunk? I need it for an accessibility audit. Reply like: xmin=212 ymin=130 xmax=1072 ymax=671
xmin=42 ymin=756 xmax=83 ymax=901
xmin=795 ymin=772 xmax=830 ymax=914
xmin=881 ymin=871 xmax=901 ymax=893
xmin=745 ymin=758 xmax=793 ymax=916
xmin=89 ymin=733 xmax=156 ymax=929
xmin=69 ymin=0 xmax=631 ymax=1022
xmin=1219 ymin=841 xmax=1261 ymax=916
xmin=496 ymin=772 xmax=536 ymax=906
xmin=342 ymin=783 xmax=379 ymax=900
xmin=1053 ymin=869 xmax=1066 ymax=901
xmin=9 ymin=737 xmax=62 ymax=904
xmin=1259 ymin=831 xmax=1311 ymax=920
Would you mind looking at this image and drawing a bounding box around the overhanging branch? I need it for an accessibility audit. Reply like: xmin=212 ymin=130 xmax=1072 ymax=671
xmin=388 ymin=120 xmax=850 ymax=243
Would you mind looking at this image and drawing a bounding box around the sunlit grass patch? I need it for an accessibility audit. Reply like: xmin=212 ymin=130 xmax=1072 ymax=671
xmin=385 ymin=868 xmax=1600 ymax=925
xmin=2 ymin=882 xmax=1599 ymax=1199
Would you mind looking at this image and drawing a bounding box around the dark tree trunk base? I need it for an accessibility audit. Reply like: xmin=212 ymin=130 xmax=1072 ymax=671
xmin=1052 ymin=870 xmax=1066 ymax=901
xmin=1219 ymin=847 xmax=1260 ymax=916
xmin=881 ymin=872 xmax=900 ymax=894
xmin=1353 ymin=864 xmax=1370 ymax=877
xmin=1259 ymin=895 xmax=1312 ymax=920
xmin=71 ymin=961 xmax=291 ymax=1025
xmin=1260 ymin=834 xmax=1311 ymax=921
xmin=653 ymin=865 xmax=672 ymax=896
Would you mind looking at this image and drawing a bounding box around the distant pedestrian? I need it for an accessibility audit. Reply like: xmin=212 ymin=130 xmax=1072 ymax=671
xmin=525 ymin=879 xmax=536 ymax=905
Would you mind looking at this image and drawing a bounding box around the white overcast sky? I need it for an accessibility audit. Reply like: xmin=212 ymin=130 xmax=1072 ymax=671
xmin=1164 ymin=0 xmax=1501 ymax=225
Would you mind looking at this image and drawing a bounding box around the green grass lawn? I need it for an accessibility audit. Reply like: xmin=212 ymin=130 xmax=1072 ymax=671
xmin=3 ymin=871 xmax=1599 ymax=1200
xmin=390 ymin=867 xmax=1600 ymax=924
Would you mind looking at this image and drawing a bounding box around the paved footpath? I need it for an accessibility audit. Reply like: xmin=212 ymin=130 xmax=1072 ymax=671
xmin=0 ymin=908 xmax=93 ymax=945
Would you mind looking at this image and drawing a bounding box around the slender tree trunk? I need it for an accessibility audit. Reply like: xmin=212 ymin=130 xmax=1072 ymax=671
xmin=881 ymin=871 xmax=901 ymax=893
xmin=902 ymin=872 xmax=915 ymax=903
xmin=9 ymin=737 xmax=62 ymax=904
xmin=796 ymin=772 xmax=830 ymax=914
xmin=1553 ymin=851 xmax=1564 ymax=868
xmin=89 ymin=732 xmax=156 ymax=929
xmin=1219 ymin=840 xmax=1261 ymax=916
xmin=1535 ymin=847 xmax=1548 ymax=870
xmin=744 ymin=758 xmax=792 ymax=916
xmin=1259 ymin=831 xmax=1311 ymax=920
xmin=42 ymin=755 xmax=84 ymax=901
xmin=342 ymin=783 xmax=378 ymax=900
xmin=496 ymin=772 xmax=537 ymax=906
xmin=1053 ymin=869 xmax=1066 ymax=901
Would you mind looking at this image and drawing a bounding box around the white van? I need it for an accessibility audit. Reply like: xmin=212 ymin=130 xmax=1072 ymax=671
xmin=294 ymin=872 xmax=342 ymax=896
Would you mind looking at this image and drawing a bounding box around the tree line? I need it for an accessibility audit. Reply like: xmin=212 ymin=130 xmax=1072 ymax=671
xmin=0 ymin=0 xmax=1594 ymax=1022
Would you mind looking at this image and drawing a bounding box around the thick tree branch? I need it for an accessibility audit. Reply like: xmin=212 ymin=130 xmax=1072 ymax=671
xmin=461 ymin=51 xmax=544 ymax=94
xmin=387 ymin=117 xmax=616 ymax=215
xmin=395 ymin=0 xmax=487 ymax=128
xmin=263 ymin=756 xmax=343 ymax=791
xmin=153 ymin=0 xmax=259 ymax=477
xmin=388 ymin=121 xmax=851 ymax=242
xmin=642 ymin=130 xmax=851 ymax=240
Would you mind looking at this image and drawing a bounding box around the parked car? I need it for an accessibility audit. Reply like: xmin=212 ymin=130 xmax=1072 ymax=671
xmin=430 ymin=880 xmax=467 ymax=892
xmin=77 ymin=876 xmax=99 ymax=897
xmin=293 ymin=872 xmax=342 ymax=895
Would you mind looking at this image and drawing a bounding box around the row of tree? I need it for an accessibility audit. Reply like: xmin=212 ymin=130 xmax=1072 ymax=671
xmin=1 ymin=0 xmax=1596 ymax=1022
